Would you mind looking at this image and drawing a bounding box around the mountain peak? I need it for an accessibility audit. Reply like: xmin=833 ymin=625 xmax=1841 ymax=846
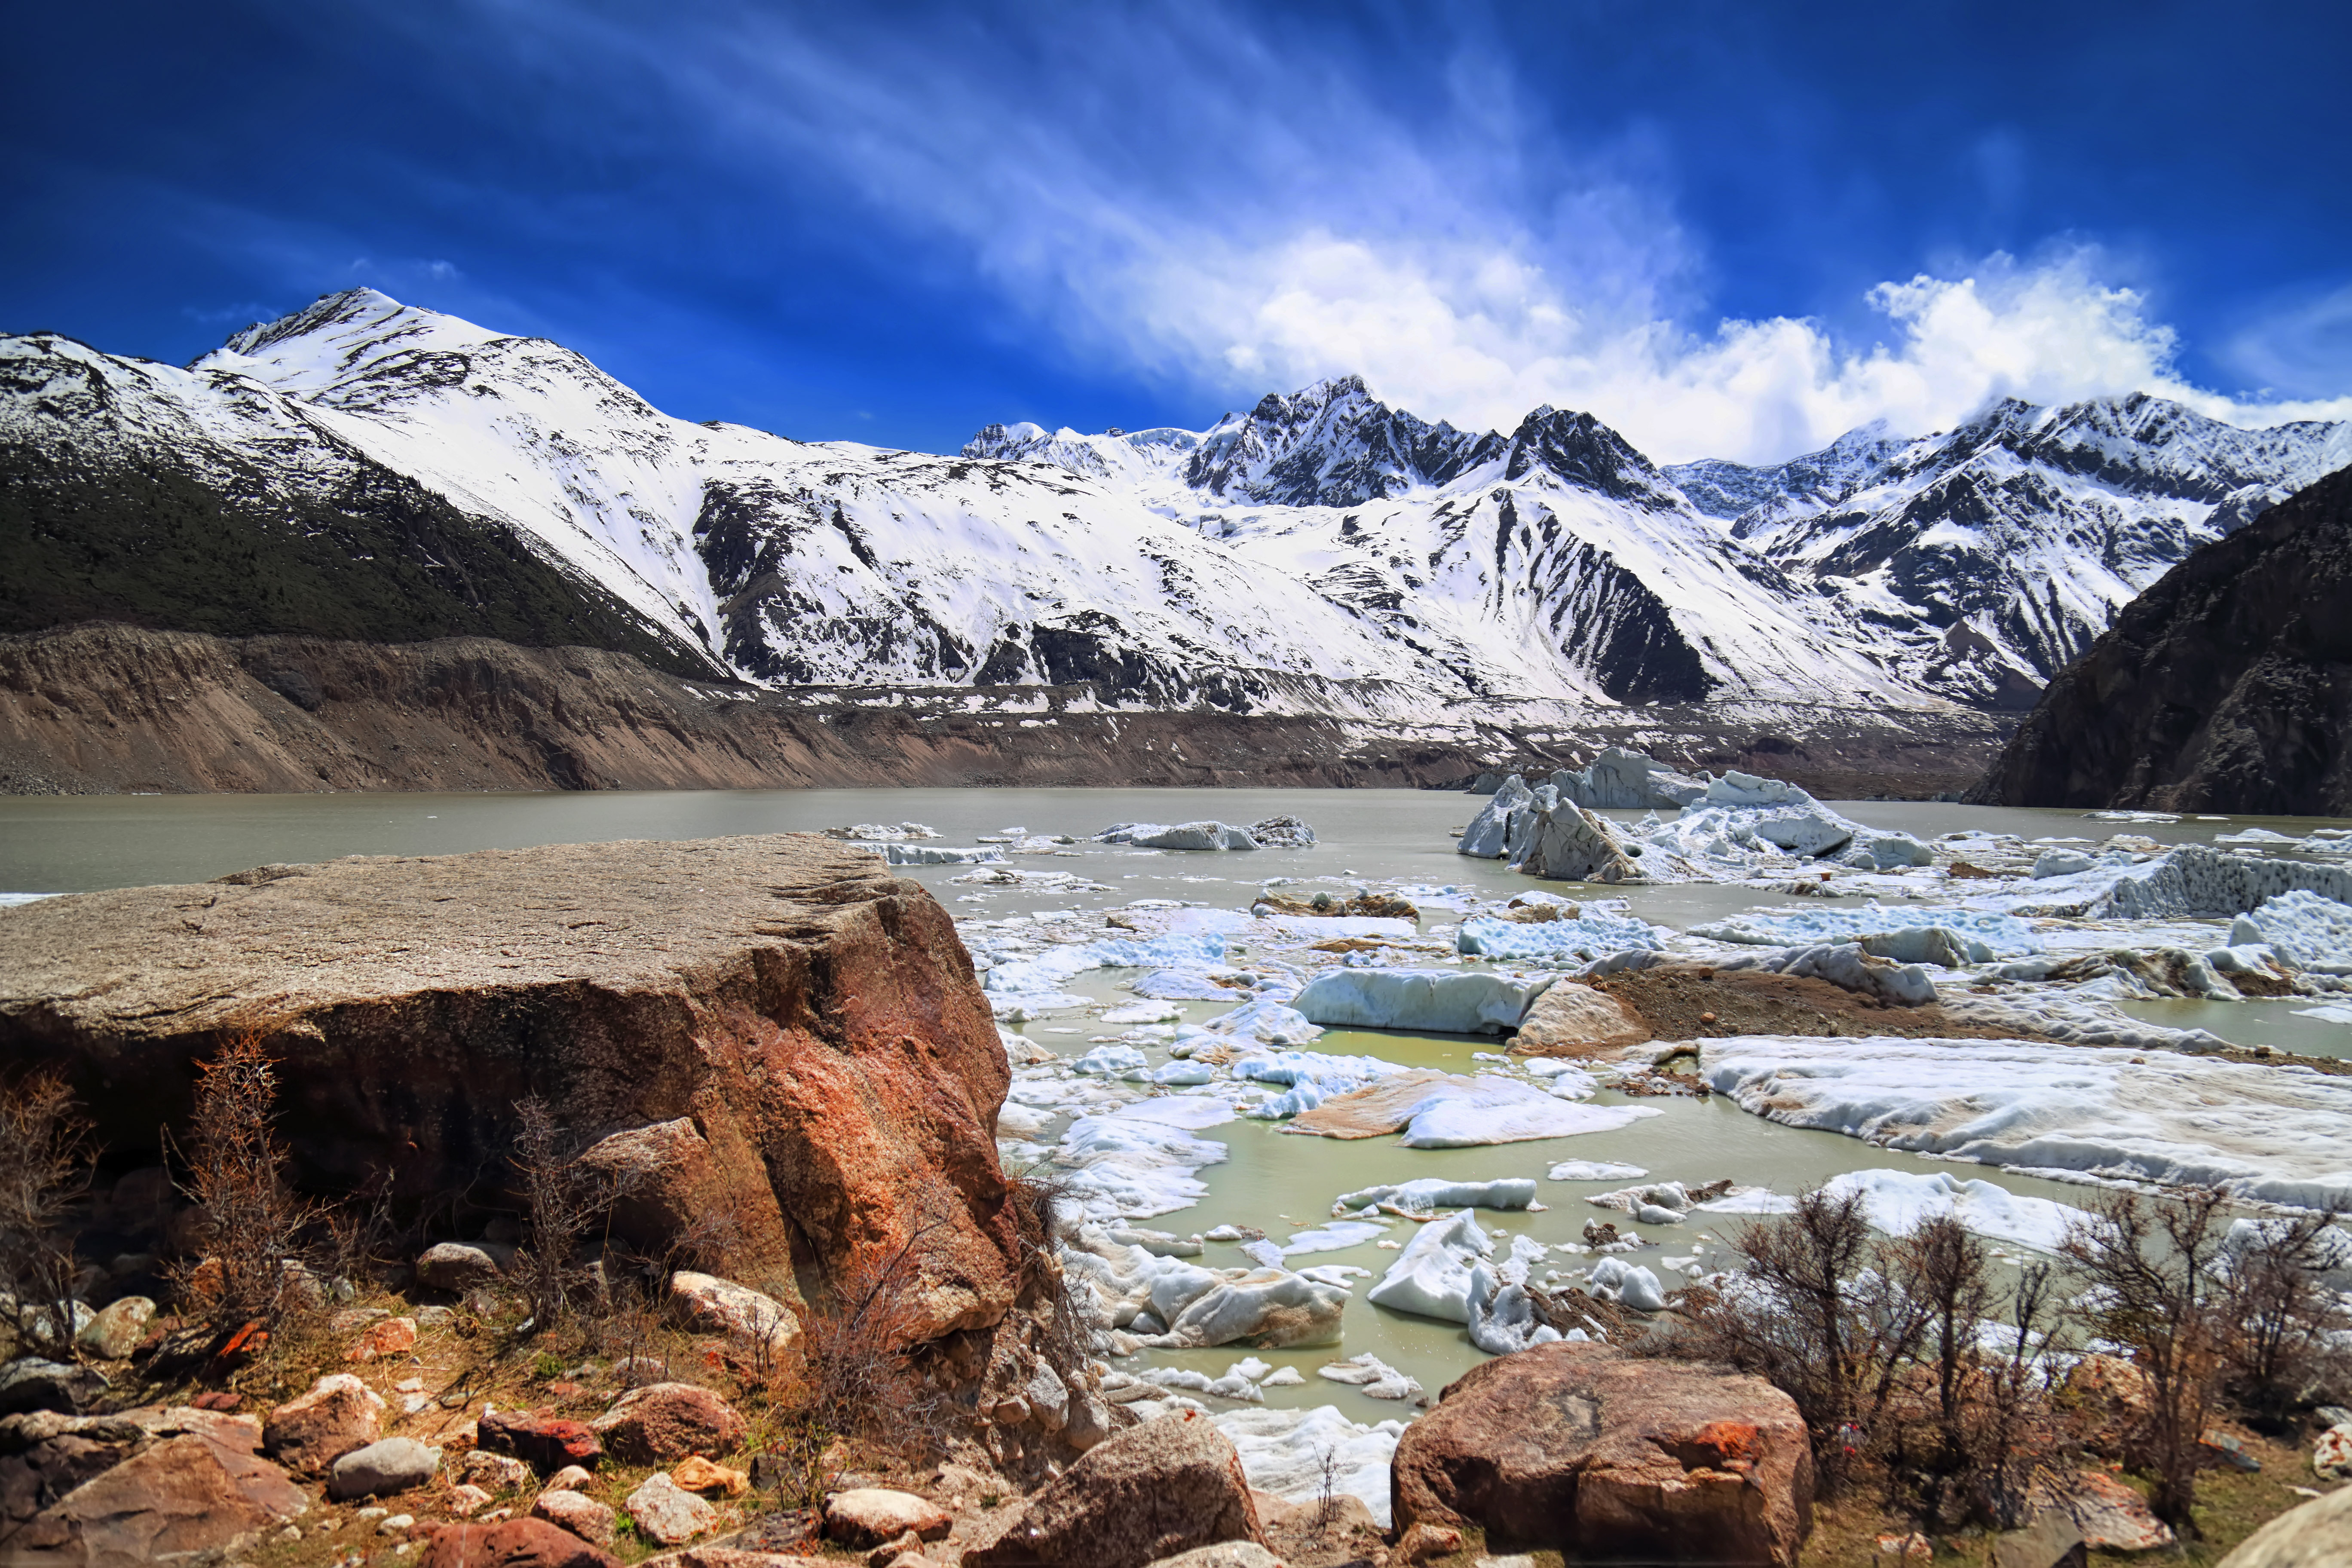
xmin=212 ymin=287 xmax=409 ymax=362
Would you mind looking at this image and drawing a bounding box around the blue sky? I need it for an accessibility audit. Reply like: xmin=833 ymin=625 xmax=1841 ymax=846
xmin=6 ymin=0 xmax=2349 ymax=462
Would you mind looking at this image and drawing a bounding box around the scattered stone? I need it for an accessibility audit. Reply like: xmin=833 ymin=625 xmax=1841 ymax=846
xmin=1989 ymin=1511 xmax=2088 ymax=1568
xmin=380 ymin=1513 xmax=417 ymax=1535
xmin=1143 ymin=1545 xmax=1286 ymax=1568
xmin=1390 ymin=1341 xmax=1812 ymax=1567
xmin=2032 ymin=1470 xmax=2174 ymax=1554
xmin=418 ymin=1518 xmax=622 ymax=1568
xmin=626 ymin=1472 xmax=717 ymax=1546
xmin=419 ymin=1242 xmax=512 ymax=1291
xmin=2199 ymin=1430 xmax=2260 ymax=1472
xmin=671 ymin=1455 xmax=750 ymax=1497
xmin=1393 ymin=1521 xmax=1464 ymax=1565
xmin=479 ymin=1408 xmax=603 ymax=1472
xmin=825 ymin=1488 xmax=953 ymax=1547
xmin=0 ymin=1412 xmax=309 ymax=1563
xmin=328 ymin=1436 xmax=441 ymax=1501
xmin=1874 ymin=1533 xmax=1932 ymax=1560
xmin=189 ymin=1390 xmax=241 ymax=1411
xmin=2310 ymin=1422 xmax=2352 ymax=1480
xmin=667 ymin=1272 xmax=799 ymax=1357
xmin=533 ymin=1489 xmax=619 ymax=1548
xmin=264 ymin=1372 xmax=387 ymax=1476
xmin=457 ymin=1449 xmax=538 ymax=1492
xmin=0 ymin=1357 xmax=110 ymax=1419
xmin=2214 ymin=1483 xmax=2352 ymax=1568
xmin=865 ymin=1531 xmax=922 ymax=1567
xmin=450 ymin=1484 xmax=496 ymax=1517
xmin=545 ymin=1464 xmax=596 ymax=1491
xmin=966 ymin=1412 xmax=1265 ymax=1568
xmin=589 ymin=1383 xmax=745 ymax=1464
xmin=75 ymin=1296 xmax=157 ymax=1360
xmin=347 ymin=1315 xmax=420 ymax=1362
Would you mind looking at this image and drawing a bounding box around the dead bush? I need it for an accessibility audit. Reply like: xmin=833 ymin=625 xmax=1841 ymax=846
xmin=1654 ymin=1187 xmax=1932 ymax=1494
xmin=0 ymin=1069 xmax=98 ymax=1357
xmin=1874 ymin=1218 xmax=2063 ymax=1531
xmin=508 ymin=1096 xmax=613 ymax=1335
xmin=1008 ymin=1166 xmax=1093 ymax=1388
xmin=2213 ymin=1208 xmax=2352 ymax=1428
xmin=2061 ymin=1187 xmax=2233 ymax=1535
xmin=165 ymin=1032 xmax=318 ymax=1338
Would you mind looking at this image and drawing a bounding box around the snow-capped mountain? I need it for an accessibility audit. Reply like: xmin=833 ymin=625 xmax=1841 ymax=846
xmin=6 ymin=287 xmax=2346 ymax=720
xmin=1674 ymin=396 xmax=2352 ymax=706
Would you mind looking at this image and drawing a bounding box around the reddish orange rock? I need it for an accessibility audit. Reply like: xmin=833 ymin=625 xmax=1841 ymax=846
xmin=1390 ymin=1341 xmax=1814 ymax=1568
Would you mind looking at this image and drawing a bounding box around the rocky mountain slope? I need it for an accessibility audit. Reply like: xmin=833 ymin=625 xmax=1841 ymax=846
xmin=1970 ymin=465 xmax=2352 ymax=815
xmin=5 ymin=288 xmax=2346 ymax=767
xmin=1670 ymin=398 xmax=2352 ymax=707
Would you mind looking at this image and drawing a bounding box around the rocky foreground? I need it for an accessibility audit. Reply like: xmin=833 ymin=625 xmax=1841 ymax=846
xmin=0 ymin=834 xmax=1017 ymax=1333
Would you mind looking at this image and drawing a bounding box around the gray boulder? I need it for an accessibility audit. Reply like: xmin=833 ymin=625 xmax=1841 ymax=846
xmin=417 ymin=1241 xmax=511 ymax=1291
xmin=0 ymin=1357 xmax=107 ymax=1416
xmin=328 ymin=1436 xmax=440 ymax=1501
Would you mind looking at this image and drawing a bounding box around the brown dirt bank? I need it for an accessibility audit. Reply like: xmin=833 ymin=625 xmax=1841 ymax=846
xmin=0 ymin=622 xmax=2012 ymax=797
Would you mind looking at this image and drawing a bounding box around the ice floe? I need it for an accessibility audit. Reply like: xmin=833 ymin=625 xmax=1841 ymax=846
xmin=1363 ymin=1209 xmax=1550 ymax=1324
xmin=1290 ymin=968 xmax=1553 ymax=1034
xmin=1547 ymin=1160 xmax=1650 ymax=1181
xmin=1332 ymin=1178 xmax=1538 ymax=1215
xmin=1818 ymin=1169 xmax=2092 ymax=1254
xmin=1214 ymin=1405 xmax=1408 ymax=1528
xmin=1056 ymin=1105 xmax=1231 ymax=1219
xmin=1456 ymin=907 xmax=1669 ymax=960
xmin=1689 ymin=905 xmax=2040 ymax=957
xmin=1585 ymin=1255 xmax=1669 ymax=1311
xmin=1701 ymin=1034 xmax=2352 ymax=1211
xmin=2234 ymin=890 xmax=2352 ymax=974
xmin=1096 ymin=821 xmax=1261 ymax=850
xmin=1286 ymin=1071 xmax=1663 ymax=1147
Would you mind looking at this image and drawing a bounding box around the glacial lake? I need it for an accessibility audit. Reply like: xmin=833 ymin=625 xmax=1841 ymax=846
xmin=5 ymin=786 xmax=2350 ymax=1418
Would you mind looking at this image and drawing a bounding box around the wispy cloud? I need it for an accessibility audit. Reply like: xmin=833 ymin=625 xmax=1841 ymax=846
xmin=470 ymin=0 xmax=2352 ymax=461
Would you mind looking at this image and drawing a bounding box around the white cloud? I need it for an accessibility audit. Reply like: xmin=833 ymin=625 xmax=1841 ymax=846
xmin=547 ymin=1 xmax=2352 ymax=462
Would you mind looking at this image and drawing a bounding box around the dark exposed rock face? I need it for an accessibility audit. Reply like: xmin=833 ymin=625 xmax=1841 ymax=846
xmin=0 ymin=834 xmax=1019 ymax=1339
xmin=1971 ymin=465 xmax=2352 ymax=814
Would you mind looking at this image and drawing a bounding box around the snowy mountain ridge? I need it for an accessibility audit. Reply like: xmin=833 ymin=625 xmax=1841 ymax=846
xmin=6 ymin=287 xmax=2348 ymax=720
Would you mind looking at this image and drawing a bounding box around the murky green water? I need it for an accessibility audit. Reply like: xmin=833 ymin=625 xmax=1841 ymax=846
xmin=6 ymin=785 xmax=2348 ymax=1417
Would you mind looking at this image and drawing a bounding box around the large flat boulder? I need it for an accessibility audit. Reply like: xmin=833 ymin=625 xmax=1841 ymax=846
xmin=0 ymin=1405 xmax=309 ymax=1564
xmin=0 ymin=834 xmax=1018 ymax=1337
xmin=1390 ymin=1341 xmax=1813 ymax=1567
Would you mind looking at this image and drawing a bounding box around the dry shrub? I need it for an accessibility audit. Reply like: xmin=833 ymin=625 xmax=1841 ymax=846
xmin=165 ymin=1032 xmax=318 ymax=1338
xmin=0 ymin=1069 xmax=98 ymax=1357
xmin=2061 ymin=1187 xmax=2234 ymax=1535
xmin=1654 ymin=1187 xmax=1932 ymax=1495
xmin=2213 ymin=1208 xmax=2352 ymax=1427
xmin=1873 ymin=1217 xmax=2061 ymax=1531
xmin=1008 ymin=1167 xmax=1093 ymax=1388
xmin=508 ymin=1095 xmax=617 ymax=1335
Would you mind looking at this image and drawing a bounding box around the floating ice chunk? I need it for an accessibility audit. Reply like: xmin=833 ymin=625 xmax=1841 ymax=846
xmin=1208 ymin=998 xmax=1326 ymax=1047
xmin=880 ymin=843 xmax=1004 ymax=865
xmin=1819 ymin=1169 xmax=2091 ymax=1253
xmin=1233 ymin=1049 xmax=1410 ymax=1090
xmin=1466 ymin=1259 xmax=1563 ymax=1354
xmin=1260 ymin=1366 xmax=1307 ymax=1387
xmin=1316 ymin=1353 xmax=1425 ymax=1403
xmin=1458 ymin=775 xmax=1534 ymax=860
xmin=1691 ymin=905 xmax=2041 ymax=957
xmin=1097 ymin=821 xmax=1261 ymax=851
xmin=1240 ymin=1081 xmax=1327 ymax=1120
xmin=1132 ymin=969 xmax=1240 ymax=1001
xmin=1857 ymin=926 xmax=1996 ymax=966
xmin=2032 ymin=849 xmax=2097 ymax=879
xmin=1106 ymin=1095 xmax=1237 ymax=1130
xmin=1334 ymin=1178 xmax=1537 ymax=1214
xmin=1072 ymin=1044 xmax=1148 ymax=1076
xmin=1130 ymin=1060 xmax=1218 ymax=1087
xmin=1214 ymin=1404 xmax=1407 ymax=1528
xmin=1586 ymin=1256 xmax=1668 ymax=1311
xmin=1292 ymin=969 xmax=1554 ymax=1034
xmin=2293 ymin=1004 xmax=2352 ymax=1025
xmin=1457 ymin=909 xmax=1669 ymax=959
xmin=1285 ymin=1071 xmax=1662 ymax=1146
xmin=1132 ymin=1366 xmax=1265 ymax=1403
xmin=1695 ymin=1188 xmax=1800 ymax=1214
xmin=1238 ymin=1239 xmax=1287 ymax=1269
xmin=1103 ymin=1001 xmax=1184 ymax=1024
xmin=1365 ymin=1209 xmax=1493 ymax=1323
xmin=1701 ymin=1034 xmax=2352 ymax=1213
xmin=2092 ymin=845 xmax=2352 ymax=921
xmin=983 ymin=931 xmax=1230 ymax=998
xmin=1143 ymin=1268 xmax=1349 ymax=1348
xmin=997 ymin=1102 xmax=1055 ymax=1139
xmin=1295 ymin=1264 xmax=1373 ymax=1288
xmin=1282 ymin=1221 xmax=1387 ymax=1256
xmin=2238 ymin=889 xmax=2352 ymax=974
xmin=1843 ymin=831 xmax=1937 ymax=870
xmin=1549 ymin=748 xmax=1707 ymax=810
xmin=1249 ymin=816 xmax=1318 ymax=848
xmin=1057 ymin=1112 xmax=1228 ymax=1219
xmin=1707 ymin=942 xmax=1939 ymax=1005
xmin=1547 ymin=1160 xmax=1650 ymax=1181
